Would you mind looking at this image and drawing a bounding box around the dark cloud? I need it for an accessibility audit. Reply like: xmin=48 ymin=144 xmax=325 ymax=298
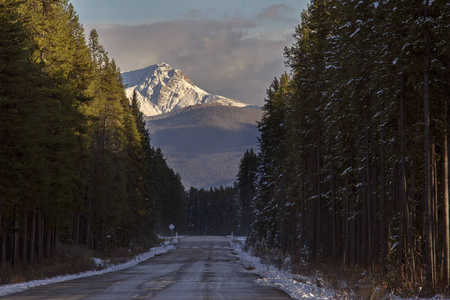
xmin=257 ymin=4 xmax=292 ymax=22
xmin=90 ymin=17 xmax=293 ymax=106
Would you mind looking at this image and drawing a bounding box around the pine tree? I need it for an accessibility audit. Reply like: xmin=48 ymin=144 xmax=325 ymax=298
xmin=250 ymin=0 xmax=450 ymax=292
xmin=236 ymin=149 xmax=258 ymax=235
xmin=250 ymin=73 xmax=290 ymax=250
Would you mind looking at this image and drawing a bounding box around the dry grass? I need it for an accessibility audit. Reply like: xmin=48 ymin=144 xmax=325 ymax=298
xmin=0 ymin=244 xmax=93 ymax=285
xmin=0 ymin=240 xmax=161 ymax=286
xmin=0 ymin=243 xmax=159 ymax=286
xmin=92 ymin=247 xmax=139 ymax=266
xmin=292 ymin=260 xmax=450 ymax=299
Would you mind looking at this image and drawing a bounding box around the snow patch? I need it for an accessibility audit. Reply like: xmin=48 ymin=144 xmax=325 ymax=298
xmin=229 ymin=238 xmax=335 ymax=300
xmin=349 ymin=28 xmax=361 ymax=38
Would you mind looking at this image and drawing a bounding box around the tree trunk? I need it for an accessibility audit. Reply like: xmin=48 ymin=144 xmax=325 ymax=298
xmin=331 ymin=164 xmax=337 ymax=262
xmin=75 ymin=211 xmax=80 ymax=246
xmin=400 ymin=73 xmax=415 ymax=280
xmin=46 ymin=226 xmax=52 ymax=258
xmin=29 ymin=208 xmax=36 ymax=264
xmin=0 ymin=209 xmax=5 ymax=265
xmin=53 ymin=227 xmax=57 ymax=256
xmin=444 ymin=84 xmax=450 ymax=287
xmin=13 ymin=206 xmax=19 ymax=265
xmin=22 ymin=209 xmax=27 ymax=264
xmin=38 ymin=209 xmax=43 ymax=260
xmin=86 ymin=166 xmax=93 ymax=249
xmin=315 ymin=133 xmax=321 ymax=260
xmin=432 ymin=141 xmax=438 ymax=283
xmin=350 ymin=182 xmax=356 ymax=265
xmin=364 ymin=114 xmax=372 ymax=269
xmin=344 ymin=177 xmax=349 ymax=264
xmin=397 ymin=162 xmax=404 ymax=267
xmin=380 ymin=111 xmax=387 ymax=273
xmin=423 ymin=8 xmax=435 ymax=286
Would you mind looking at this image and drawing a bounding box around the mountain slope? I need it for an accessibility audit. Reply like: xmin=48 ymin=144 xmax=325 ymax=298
xmin=122 ymin=63 xmax=249 ymax=116
xmin=145 ymin=103 xmax=262 ymax=188
xmin=122 ymin=62 xmax=261 ymax=188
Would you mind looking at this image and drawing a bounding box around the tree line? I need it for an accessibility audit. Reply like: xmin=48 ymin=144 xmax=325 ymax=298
xmin=247 ymin=0 xmax=449 ymax=293
xmin=185 ymin=149 xmax=258 ymax=236
xmin=0 ymin=0 xmax=185 ymax=267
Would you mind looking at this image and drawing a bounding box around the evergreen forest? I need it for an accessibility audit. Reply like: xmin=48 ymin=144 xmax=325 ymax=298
xmin=0 ymin=0 xmax=185 ymax=269
xmin=246 ymin=0 xmax=450 ymax=294
xmin=184 ymin=149 xmax=258 ymax=236
xmin=2 ymin=0 xmax=450 ymax=296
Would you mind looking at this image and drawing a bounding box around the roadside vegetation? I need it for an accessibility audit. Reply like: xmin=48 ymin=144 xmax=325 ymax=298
xmin=0 ymin=245 xmax=93 ymax=285
xmin=0 ymin=242 xmax=159 ymax=285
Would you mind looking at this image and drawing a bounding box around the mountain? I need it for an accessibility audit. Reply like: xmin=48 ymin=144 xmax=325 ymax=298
xmin=122 ymin=62 xmax=261 ymax=188
xmin=145 ymin=103 xmax=262 ymax=188
xmin=122 ymin=62 xmax=250 ymax=116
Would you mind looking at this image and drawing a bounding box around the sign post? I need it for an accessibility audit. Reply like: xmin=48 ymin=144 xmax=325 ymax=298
xmin=169 ymin=224 xmax=175 ymax=238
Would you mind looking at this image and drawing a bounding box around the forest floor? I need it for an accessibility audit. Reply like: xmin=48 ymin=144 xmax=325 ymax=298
xmin=229 ymin=238 xmax=449 ymax=300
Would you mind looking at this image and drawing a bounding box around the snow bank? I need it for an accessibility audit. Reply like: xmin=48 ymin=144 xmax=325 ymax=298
xmin=0 ymin=242 xmax=176 ymax=297
xmin=229 ymin=238 xmax=335 ymax=300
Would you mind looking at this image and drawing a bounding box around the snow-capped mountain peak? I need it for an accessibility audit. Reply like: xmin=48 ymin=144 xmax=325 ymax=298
xmin=121 ymin=63 xmax=249 ymax=116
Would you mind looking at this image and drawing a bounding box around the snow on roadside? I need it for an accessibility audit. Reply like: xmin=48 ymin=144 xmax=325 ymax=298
xmin=0 ymin=241 xmax=177 ymax=297
xmin=229 ymin=237 xmax=334 ymax=300
xmin=229 ymin=238 xmax=450 ymax=300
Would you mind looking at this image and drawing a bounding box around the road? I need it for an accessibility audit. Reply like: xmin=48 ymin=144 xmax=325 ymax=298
xmin=1 ymin=236 xmax=291 ymax=299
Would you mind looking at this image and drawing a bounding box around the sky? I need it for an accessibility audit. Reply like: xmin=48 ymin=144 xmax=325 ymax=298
xmin=71 ymin=0 xmax=310 ymax=106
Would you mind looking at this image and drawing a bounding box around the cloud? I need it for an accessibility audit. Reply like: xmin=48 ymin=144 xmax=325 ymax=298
xmin=89 ymin=17 xmax=293 ymax=106
xmin=257 ymin=4 xmax=292 ymax=22
xmin=182 ymin=9 xmax=204 ymax=19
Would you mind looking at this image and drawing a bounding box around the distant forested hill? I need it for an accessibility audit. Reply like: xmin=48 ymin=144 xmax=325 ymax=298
xmin=145 ymin=103 xmax=262 ymax=188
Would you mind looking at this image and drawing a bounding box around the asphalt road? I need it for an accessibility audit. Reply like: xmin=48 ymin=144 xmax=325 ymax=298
xmin=1 ymin=236 xmax=291 ymax=299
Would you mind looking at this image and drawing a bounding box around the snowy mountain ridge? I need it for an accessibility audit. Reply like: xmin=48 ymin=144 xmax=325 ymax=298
xmin=121 ymin=63 xmax=249 ymax=116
